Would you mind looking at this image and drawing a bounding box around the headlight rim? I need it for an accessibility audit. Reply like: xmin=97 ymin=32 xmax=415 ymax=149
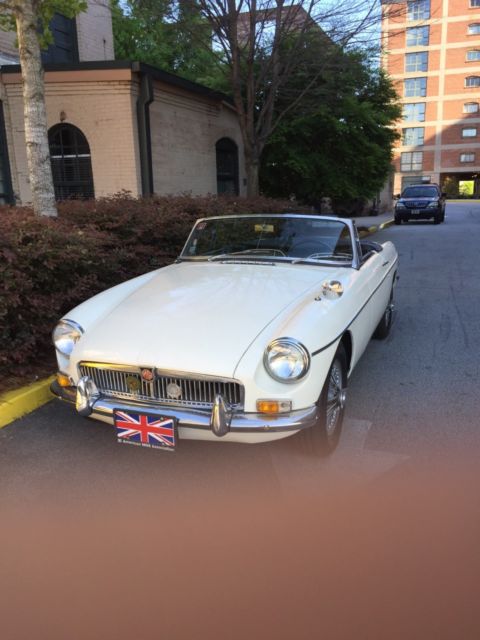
xmin=52 ymin=318 xmax=84 ymax=356
xmin=264 ymin=337 xmax=311 ymax=384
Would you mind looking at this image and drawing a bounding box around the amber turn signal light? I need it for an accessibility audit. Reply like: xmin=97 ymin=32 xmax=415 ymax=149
xmin=56 ymin=373 xmax=71 ymax=388
xmin=256 ymin=400 xmax=292 ymax=414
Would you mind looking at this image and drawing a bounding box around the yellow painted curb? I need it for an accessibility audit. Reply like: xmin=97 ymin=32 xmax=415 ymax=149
xmin=0 ymin=375 xmax=55 ymax=429
xmin=379 ymin=219 xmax=395 ymax=230
xmin=357 ymin=219 xmax=394 ymax=238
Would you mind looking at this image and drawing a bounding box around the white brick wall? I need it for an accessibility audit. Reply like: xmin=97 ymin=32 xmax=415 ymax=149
xmin=0 ymin=1 xmax=114 ymax=63
xmin=2 ymin=69 xmax=246 ymax=204
xmin=76 ymin=0 xmax=115 ymax=62
xmin=150 ymin=83 xmax=246 ymax=196
xmin=3 ymin=73 xmax=140 ymax=203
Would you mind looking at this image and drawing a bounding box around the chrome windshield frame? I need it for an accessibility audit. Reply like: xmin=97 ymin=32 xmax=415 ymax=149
xmin=178 ymin=214 xmax=361 ymax=270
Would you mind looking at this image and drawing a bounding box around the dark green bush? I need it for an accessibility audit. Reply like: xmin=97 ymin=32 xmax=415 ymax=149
xmin=0 ymin=194 xmax=307 ymax=380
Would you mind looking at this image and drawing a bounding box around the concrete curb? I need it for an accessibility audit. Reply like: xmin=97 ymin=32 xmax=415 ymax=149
xmin=0 ymin=376 xmax=55 ymax=429
xmin=357 ymin=218 xmax=395 ymax=238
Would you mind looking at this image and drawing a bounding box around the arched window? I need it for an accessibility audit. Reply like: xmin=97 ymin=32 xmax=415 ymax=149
xmin=216 ymin=138 xmax=239 ymax=195
xmin=48 ymin=124 xmax=94 ymax=200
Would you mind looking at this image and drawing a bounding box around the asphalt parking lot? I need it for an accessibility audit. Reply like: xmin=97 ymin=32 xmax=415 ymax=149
xmin=1 ymin=202 xmax=480 ymax=640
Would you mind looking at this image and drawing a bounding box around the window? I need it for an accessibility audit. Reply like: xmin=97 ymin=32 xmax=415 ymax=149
xmin=49 ymin=124 xmax=94 ymax=200
xmin=465 ymin=76 xmax=480 ymax=87
xmin=41 ymin=14 xmax=79 ymax=64
xmin=404 ymin=77 xmax=427 ymax=97
xmin=406 ymin=26 xmax=429 ymax=46
xmin=405 ymin=52 xmax=428 ymax=72
xmin=407 ymin=1 xmax=430 ymax=21
xmin=216 ymin=138 xmax=239 ymax=195
xmin=460 ymin=153 xmax=475 ymax=163
xmin=402 ymin=176 xmax=430 ymax=190
xmin=468 ymin=24 xmax=480 ymax=35
xmin=470 ymin=0 xmax=480 ymax=7
xmin=0 ymin=102 xmax=14 ymax=205
xmin=466 ymin=50 xmax=480 ymax=61
xmin=462 ymin=127 xmax=477 ymax=137
xmin=464 ymin=102 xmax=479 ymax=113
xmin=402 ymin=127 xmax=425 ymax=145
xmin=403 ymin=103 xmax=426 ymax=122
xmin=401 ymin=151 xmax=423 ymax=171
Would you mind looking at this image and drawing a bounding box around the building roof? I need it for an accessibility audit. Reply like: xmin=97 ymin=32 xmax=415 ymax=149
xmin=0 ymin=60 xmax=233 ymax=105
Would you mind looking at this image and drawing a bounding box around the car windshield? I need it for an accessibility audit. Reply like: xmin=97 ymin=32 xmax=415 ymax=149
xmin=402 ymin=187 xmax=438 ymax=198
xmin=180 ymin=216 xmax=353 ymax=265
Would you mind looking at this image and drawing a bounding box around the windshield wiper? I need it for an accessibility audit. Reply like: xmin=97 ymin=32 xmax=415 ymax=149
xmin=291 ymin=254 xmax=352 ymax=265
xmin=207 ymin=249 xmax=282 ymax=262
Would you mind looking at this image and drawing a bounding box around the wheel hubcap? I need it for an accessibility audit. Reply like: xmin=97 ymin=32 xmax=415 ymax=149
xmin=326 ymin=361 xmax=346 ymax=436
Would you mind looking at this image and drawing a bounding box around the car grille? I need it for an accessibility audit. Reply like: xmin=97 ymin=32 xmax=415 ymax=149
xmin=78 ymin=363 xmax=244 ymax=410
xmin=406 ymin=201 xmax=427 ymax=209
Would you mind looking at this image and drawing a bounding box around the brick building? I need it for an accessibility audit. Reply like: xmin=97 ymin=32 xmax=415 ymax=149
xmin=382 ymin=0 xmax=480 ymax=196
xmin=0 ymin=1 xmax=246 ymax=205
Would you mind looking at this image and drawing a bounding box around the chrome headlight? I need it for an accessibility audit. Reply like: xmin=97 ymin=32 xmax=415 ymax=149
xmin=396 ymin=202 xmax=407 ymax=209
xmin=52 ymin=319 xmax=84 ymax=356
xmin=264 ymin=338 xmax=310 ymax=383
xmin=427 ymin=200 xmax=439 ymax=208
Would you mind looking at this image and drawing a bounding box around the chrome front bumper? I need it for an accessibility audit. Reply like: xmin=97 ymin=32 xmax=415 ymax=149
xmin=51 ymin=379 xmax=319 ymax=436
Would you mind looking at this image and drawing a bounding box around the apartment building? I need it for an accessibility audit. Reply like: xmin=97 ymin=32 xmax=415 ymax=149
xmin=382 ymin=0 xmax=480 ymax=196
xmin=0 ymin=2 xmax=245 ymax=205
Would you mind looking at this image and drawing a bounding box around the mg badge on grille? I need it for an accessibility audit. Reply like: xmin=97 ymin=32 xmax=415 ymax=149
xmin=126 ymin=375 xmax=141 ymax=392
xmin=141 ymin=368 xmax=155 ymax=382
xmin=166 ymin=382 xmax=182 ymax=400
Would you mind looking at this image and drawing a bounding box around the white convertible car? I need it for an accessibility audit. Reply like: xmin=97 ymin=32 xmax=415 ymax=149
xmin=51 ymin=214 xmax=398 ymax=455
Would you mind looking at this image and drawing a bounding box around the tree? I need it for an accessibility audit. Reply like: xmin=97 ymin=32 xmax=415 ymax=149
xmin=111 ymin=0 xmax=223 ymax=88
xmin=184 ymin=1 xmax=402 ymax=196
xmin=0 ymin=0 xmax=86 ymax=216
xmin=260 ymin=49 xmax=401 ymax=205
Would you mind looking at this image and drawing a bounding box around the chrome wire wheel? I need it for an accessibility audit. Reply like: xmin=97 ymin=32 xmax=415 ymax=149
xmin=294 ymin=343 xmax=347 ymax=456
xmin=326 ymin=360 xmax=346 ymax=437
xmin=384 ymin=301 xmax=394 ymax=328
xmin=373 ymin=286 xmax=395 ymax=340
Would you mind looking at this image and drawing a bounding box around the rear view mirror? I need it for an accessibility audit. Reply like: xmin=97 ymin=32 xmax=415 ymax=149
xmin=394 ymin=194 xmax=401 ymax=199
xmin=441 ymin=192 xmax=447 ymax=198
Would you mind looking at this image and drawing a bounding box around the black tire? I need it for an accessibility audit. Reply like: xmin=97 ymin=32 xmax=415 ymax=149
xmin=294 ymin=343 xmax=347 ymax=456
xmin=373 ymin=287 xmax=394 ymax=340
xmin=394 ymin=216 xmax=402 ymax=225
xmin=433 ymin=214 xmax=441 ymax=224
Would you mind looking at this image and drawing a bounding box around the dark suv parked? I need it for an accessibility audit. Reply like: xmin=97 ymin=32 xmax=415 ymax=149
xmin=394 ymin=184 xmax=446 ymax=225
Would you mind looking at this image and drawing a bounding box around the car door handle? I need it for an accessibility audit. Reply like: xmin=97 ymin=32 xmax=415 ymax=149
xmin=382 ymin=260 xmax=389 ymax=267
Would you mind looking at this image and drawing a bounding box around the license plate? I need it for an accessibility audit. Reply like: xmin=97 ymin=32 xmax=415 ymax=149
xmin=113 ymin=409 xmax=177 ymax=452
xmin=411 ymin=209 xmax=421 ymax=215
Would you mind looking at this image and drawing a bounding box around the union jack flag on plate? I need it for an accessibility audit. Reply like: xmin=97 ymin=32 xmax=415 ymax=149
xmin=113 ymin=409 xmax=176 ymax=451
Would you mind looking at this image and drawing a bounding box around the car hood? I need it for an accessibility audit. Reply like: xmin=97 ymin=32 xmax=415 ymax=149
xmin=72 ymin=261 xmax=343 ymax=378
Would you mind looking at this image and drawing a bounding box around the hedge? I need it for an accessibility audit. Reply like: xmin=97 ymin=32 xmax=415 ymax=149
xmin=0 ymin=194 xmax=308 ymax=383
